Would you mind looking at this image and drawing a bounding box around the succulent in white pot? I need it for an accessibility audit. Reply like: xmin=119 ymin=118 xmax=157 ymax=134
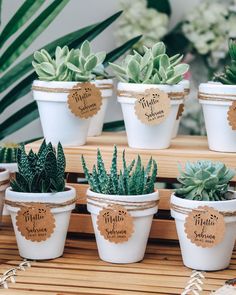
xmin=32 ymin=41 xmax=113 ymax=146
xmin=82 ymin=146 xmax=159 ymax=263
xmin=199 ymin=40 xmax=236 ymax=152
xmin=172 ymin=79 xmax=190 ymax=138
xmin=109 ymin=42 xmax=189 ymax=149
xmin=171 ymin=161 xmax=236 ymax=271
xmin=5 ymin=141 xmax=76 ymax=260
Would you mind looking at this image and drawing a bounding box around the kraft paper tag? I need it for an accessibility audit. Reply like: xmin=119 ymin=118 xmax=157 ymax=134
xmin=184 ymin=206 xmax=225 ymax=248
xmin=227 ymin=101 xmax=236 ymax=130
xmin=176 ymin=103 xmax=184 ymax=120
xmin=67 ymin=82 xmax=102 ymax=119
xmin=97 ymin=204 xmax=134 ymax=244
xmin=16 ymin=203 xmax=55 ymax=242
xmin=134 ymin=88 xmax=171 ymax=125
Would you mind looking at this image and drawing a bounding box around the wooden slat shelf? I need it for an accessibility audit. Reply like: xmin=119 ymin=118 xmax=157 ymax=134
xmin=0 ymin=227 xmax=235 ymax=294
xmin=26 ymin=133 xmax=236 ymax=181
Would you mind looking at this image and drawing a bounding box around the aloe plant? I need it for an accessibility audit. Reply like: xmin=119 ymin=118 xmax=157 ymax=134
xmin=214 ymin=40 xmax=236 ymax=84
xmin=0 ymin=143 xmax=19 ymax=163
xmin=82 ymin=146 xmax=158 ymax=195
xmin=0 ymin=0 xmax=141 ymax=141
xmin=11 ymin=140 xmax=66 ymax=193
xmin=175 ymin=161 xmax=235 ymax=201
xmin=33 ymin=41 xmax=108 ymax=81
xmin=109 ymin=41 xmax=189 ymax=84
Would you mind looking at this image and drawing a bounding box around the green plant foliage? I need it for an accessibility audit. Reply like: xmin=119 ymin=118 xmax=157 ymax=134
xmin=175 ymin=161 xmax=235 ymax=201
xmin=82 ymin=146 xmax=158 ymax=195
xmin=32 ymin=41 xmax=108 ymax=81
xmin=109 ymin=41 xmax=189 ymax=84
xmin=11 ymin=140 xmax=66 ymax=193
xmin=0 ymin=1 xmax=141 ymax=141
xmin=0 ymin=143 xmax=19 ymax=163
xmin=214 ymin=40 xmax=236 ymax=84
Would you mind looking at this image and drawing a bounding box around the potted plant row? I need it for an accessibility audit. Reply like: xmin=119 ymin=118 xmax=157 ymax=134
xmin=32 ymin=40 xmax=113 ymax=146
xmin=171 ymin=160 xmax=236 ymax=271
xmin=199 ymin=40 xmax=236 ymax=152
xmin=82 ymin=146 xmax=159 ymax=263
xmin=5 ymin=140 xmax=76 ymax=260
xmin=109 ymin=41 xmax=189 ymax=149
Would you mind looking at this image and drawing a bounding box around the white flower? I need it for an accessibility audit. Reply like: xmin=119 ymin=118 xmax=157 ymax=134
xmin=115 ymin=0 xmax=169 ymax=51
xmin=182 ymin=0 xmax=236 ymax=65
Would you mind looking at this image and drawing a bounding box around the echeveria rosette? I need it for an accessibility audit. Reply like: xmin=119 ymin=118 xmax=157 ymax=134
xmin=109 ymin=42 xmax=189 ymax=85
xmin=175 ymin=161 xmax=235 ymax=201
xmin=214 ymin=40 xmax=236 ymax=84
xmin=32 ymin=40 xmax=109 ymax=82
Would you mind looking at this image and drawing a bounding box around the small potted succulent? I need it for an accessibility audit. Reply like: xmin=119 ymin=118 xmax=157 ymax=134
xmin=109 ymin=42 xmax=189 ymax=149
xmin=32 ymin=40 xmax=113 ymax=146
xmin=172 ymin=79 xmax=190 ymax=138
xmin=171 ymin=161 xmax=236 ymax=271
xmin=5 ymin=140 xmax=76 ymax=260
xmin=199 ymin=40 xmax=236 ymax=152
xmin=0 ymin=143 xmax=19 ymax=173
xmin=82 ymin=146 xmax=159 ymax=263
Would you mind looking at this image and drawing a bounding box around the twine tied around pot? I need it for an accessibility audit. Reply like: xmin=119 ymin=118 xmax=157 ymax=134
xmin=170 ymin=203 xmax=236 ymax=217
xmin=4 ymin=197 xmax=77 ymax=209
xmin=198 ymin=92 xmax=236 ymax=102
xmin=117 ymin=90 xmax=184 ymax=100
xmin=87 ymin=195 xmax=159 ymax=212
xmin=32 ymin=83 xmax=113 ymax=93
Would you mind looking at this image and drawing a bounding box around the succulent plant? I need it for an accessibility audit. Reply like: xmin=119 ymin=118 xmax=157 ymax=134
xmin=11 ymin=140 xmax=66 ymax=193
xmin=175 ymin=161 xmax=235 ymax=201
xmin=0 ymin=143 xmax=19 ymax=163
xmin=214 ymin=40 xmax=236 ymax=84
xmin=82 ymin=146 xmax=157 ymax=195
xmin=32 ymin=40 xmax=108 ymax=82
xmin=109 ymin=41 xmax=189 ymax=84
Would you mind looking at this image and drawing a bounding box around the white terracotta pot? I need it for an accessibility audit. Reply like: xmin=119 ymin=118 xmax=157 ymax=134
xmin=117 ymin=82 xmax=184 ymax=149
xmin=199 ymin=82 xmax=236 ymax=152
xmin=0 ymin=169 xmax=10 ymax=218
xmin=0 ymin=163 xmax=17 ymax=216
xmin=33 ymin=80 xmax=104 ymax=146
xmin=87 ymin=189 xmax=159 ymax=263
xmin=172 ymin=80 xmax=190 ymax=138
xmin=88 ymin=79 xmax=113 ymax=137
xmin=171 ymin=193 xmax=236 ymax=271
xmin=5 ymin=186 xmax=76 ymax=260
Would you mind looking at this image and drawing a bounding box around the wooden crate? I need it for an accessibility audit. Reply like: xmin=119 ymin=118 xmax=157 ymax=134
xmin=25 ymin=132 xmax=236 ymax=241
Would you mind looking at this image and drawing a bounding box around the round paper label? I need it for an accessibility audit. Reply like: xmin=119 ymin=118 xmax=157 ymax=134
xmin=67 ymin=82 xmax=102 ymax=119
xmin=176 ymin=103 xmax=184 ymax=120
xmin=134 ymin=88 xmax=171 ymax=125
xmin=227 ymin=101 xmax=236 ymax=130
xmin=184 ymin=206 xmax=225 ymax=248
xmin=16 ymin=204 xmax=55 ymax=242
xmin=97 ymin=204 xmax=134 ymax=244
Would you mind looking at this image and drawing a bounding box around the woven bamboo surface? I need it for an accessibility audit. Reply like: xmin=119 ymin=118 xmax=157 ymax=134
xmin=0 ymin=225 xmax=235 ymax=295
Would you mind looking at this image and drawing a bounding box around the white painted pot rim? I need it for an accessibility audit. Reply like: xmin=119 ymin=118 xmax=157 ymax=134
xmin=87 ymin=189 xmax=159 ymax=217
xmin=118 ymin=82 xmax=184 ymax=93
xmin=33 ymin=79 xmax=113 ymax=88
xmin=5 ymin=186 xmax=76 ymax=213
xmin=179 ymin=79 xmax=190 ymax=90
xmin=0 ymin=163 xmax=17 ymax=173
xmin=199 ymin=82 xmax=236 ymax=101
xmin=171 ymin=192 xmax=236 ymax=222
